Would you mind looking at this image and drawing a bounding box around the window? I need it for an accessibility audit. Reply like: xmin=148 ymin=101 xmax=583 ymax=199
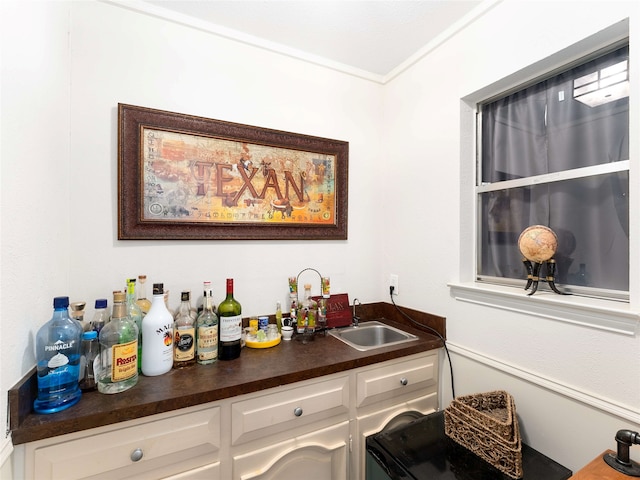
xmin=477 ymin=44 xmax=629 ymax=298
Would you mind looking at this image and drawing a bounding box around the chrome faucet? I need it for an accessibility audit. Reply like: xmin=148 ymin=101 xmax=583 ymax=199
xmin=352 ymin=298 xmax=361 ymax=327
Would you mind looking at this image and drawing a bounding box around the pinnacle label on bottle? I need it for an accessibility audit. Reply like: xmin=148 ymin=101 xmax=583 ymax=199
xmin=111 ymin=340 xmax=138 ymax=382
xmin=45 ymin=339 xmax=77 ymax=353
xmin=219 ymin=315 xmax=242 ymax=342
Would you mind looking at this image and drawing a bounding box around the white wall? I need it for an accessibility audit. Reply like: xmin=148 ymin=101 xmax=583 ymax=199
xmin=1 ymin=0 xmax=384 ymax=474
xmin=2 ymin=0 xmax=640 ymax=476
xmin=1 ymin=1 xmax=73 ymax=475
xmin=381 ymin=0 xmax=640 ymax=472
xmin=67 ymin=0 xmax=385 ymax=314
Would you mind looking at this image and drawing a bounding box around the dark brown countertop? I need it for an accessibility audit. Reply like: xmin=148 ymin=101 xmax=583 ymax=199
xmin=9 ymin=302 xmax=445 ymax=445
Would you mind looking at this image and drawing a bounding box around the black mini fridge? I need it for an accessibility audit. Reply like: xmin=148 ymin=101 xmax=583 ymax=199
xmin=366 ymin=410 xmax=572 ymax=480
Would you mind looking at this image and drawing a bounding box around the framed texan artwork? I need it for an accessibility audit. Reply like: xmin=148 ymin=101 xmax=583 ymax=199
xmin=118 ymin=104 xmax=348 ymax=240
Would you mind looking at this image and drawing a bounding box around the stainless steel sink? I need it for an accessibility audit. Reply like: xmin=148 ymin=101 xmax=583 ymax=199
xmin=328 ymin=320 xmax=418 ymax=351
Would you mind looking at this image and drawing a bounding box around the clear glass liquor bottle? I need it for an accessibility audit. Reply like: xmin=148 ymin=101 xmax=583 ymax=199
xmin=126 ymin=278 xmax=143 ymax=372
xmin=275 ymin=301 xmax=283 ymax=333
xmin=69 ymin=301 xmax=86 ymax=327
xmin=196 ymin=282 xmax=218 ymax=365
xmin=90 ymin=298 xmax=109 ymax=333
xmin=136 ymin=274 xmax=151 ymax=314
xmin=97 ymin=291 xmax=139 ymax=394
xmin=302 ymin=284 xmax=312 ymax=310
xmin=79 ymin=330 xmax=98 ymax=391
xmin=218 ymin=278 xmax=242 ymax=361
xmin=173 ymin=291 xmax=196 ymax=368
xmin=33 ymin=296 xmax=83 ymax=414
xmin=175 ymin=291 xmax=197 ymax=321
xmin=163 ymin=289 xmax=174 ymax=317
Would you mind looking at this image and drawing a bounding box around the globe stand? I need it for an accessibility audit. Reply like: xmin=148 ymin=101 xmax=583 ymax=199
xmin=522 ymin=258 xmax=566 ymax=296
xmin=519 ymin=225 xmax=568 ymax=297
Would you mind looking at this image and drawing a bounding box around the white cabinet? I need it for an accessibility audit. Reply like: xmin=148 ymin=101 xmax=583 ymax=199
xmin=231 ymin=374 xmax=349 ymax=446
xmin=230 ymin=373 xmax=350 ymax=479
xmin=354 ymin=393 xmax=437 ymax=480
xmin=355 ymin=351 xmax=438 ymax=408
xmin=232 ymin=421 xmax=349 ymax=480
xmin=24 ymin=405 xmax=221 ymax=480
xmin=21 ymin=350 xmax=439 ymax=480
xmin=353 ymin=351 xmax=439 ymax=480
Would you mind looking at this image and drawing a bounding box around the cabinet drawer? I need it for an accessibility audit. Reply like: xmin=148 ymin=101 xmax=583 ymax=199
xmin=29 ymin=405 xmax=220 ymax=480
xmin=231 ymin=375 xmax=349 ymax=445
xmin=356 ymin=352 xmax=437 ymax=408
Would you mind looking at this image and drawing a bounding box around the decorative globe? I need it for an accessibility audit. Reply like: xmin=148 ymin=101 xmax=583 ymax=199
xmin=518 ymin=225 xmax=558 ymax=263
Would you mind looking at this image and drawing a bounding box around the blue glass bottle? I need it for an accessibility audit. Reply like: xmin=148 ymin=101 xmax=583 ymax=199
xmin=33 ymin=296 xmax=83 ymax=414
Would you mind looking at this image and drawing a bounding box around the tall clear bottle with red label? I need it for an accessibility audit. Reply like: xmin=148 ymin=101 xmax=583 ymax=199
xmin=218 ymin=278 xmax=242 ymax=360
xmin=97 ymin=291 xmax=139 ymax=394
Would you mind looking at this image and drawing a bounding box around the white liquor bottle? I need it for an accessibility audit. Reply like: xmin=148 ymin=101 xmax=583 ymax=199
xmin=141 ymin=283 xmax=174 ymax=376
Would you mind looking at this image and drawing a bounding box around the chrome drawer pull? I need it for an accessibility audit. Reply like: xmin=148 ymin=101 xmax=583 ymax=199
xmin=130 ymin=448 xmax=144 ymax=462
xmin=400 ymin=377 xmax=408 ymax=386
xmin=294 ymin=407 xmax=303 ymax=417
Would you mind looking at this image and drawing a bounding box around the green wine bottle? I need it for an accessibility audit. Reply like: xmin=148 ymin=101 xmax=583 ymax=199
xmin=217 ymin=278 xmax=242 ymax=360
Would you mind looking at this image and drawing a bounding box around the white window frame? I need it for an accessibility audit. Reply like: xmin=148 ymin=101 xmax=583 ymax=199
xmin=449 ymin=19 xmax=640 ymax=336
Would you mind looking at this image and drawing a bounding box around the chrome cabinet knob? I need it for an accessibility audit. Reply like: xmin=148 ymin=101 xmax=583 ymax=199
xmin=294 ymin=407 xmax=303 ymax=417
xmin=130 ymin=448 xmax=144 ymax=462
xmin=400 ymin=377 xmax=408 ymax=386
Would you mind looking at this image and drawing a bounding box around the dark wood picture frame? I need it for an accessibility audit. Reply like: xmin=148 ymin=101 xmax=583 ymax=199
xmin=118 ymin=104 xmax=348 ymax=240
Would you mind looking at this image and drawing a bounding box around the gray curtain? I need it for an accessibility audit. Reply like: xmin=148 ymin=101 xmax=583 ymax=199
xmin=479 ymin=46 xmax=629 ymax=290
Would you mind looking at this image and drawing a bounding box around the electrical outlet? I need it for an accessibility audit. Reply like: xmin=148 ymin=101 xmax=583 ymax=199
xmin=389 ymin=274 xmax=399 ymax=295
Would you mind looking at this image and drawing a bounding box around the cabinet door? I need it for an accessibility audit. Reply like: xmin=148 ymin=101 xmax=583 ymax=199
xmin=353 ymin=393 xmax=437 ymax=480
xmin=160 ymin=462 xmax=220 ymax=480
xmin=232 ymin=421 xmax=349 ymax=480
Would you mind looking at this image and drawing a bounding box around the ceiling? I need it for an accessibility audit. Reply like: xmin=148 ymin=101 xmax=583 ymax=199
xmin=138 ymin=0 xmax=483 ymax=80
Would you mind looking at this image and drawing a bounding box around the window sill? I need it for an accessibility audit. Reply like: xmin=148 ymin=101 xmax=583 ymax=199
xmin=448 ymin=282 xmax=639 ymax=336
